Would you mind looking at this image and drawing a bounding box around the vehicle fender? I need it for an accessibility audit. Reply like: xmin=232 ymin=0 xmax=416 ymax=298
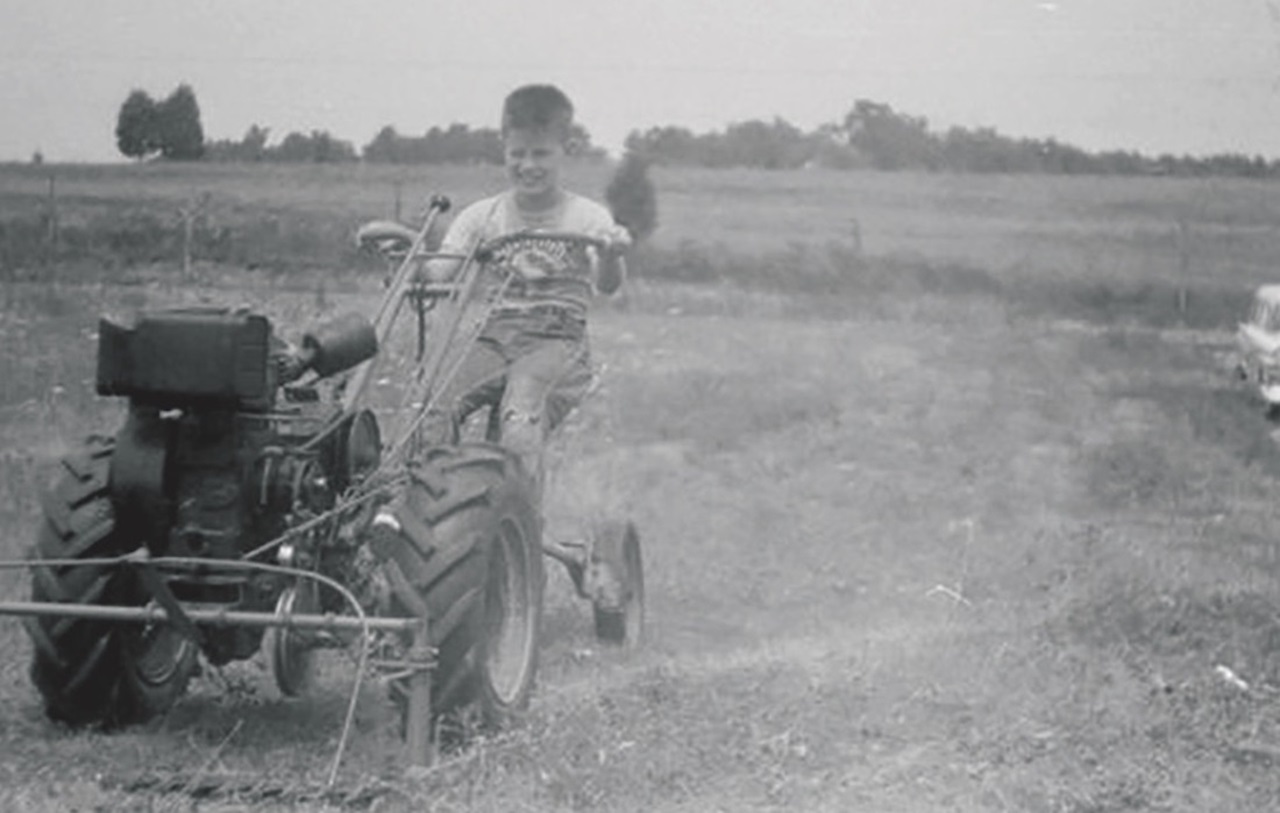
xmin=110 ymin=407 xmax=174 ymax=547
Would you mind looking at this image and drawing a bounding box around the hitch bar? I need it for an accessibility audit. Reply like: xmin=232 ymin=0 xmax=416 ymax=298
xmin=0 ymin=600 xmax=422 ymax=632
xmin=0 ymin=598 xmax=438 ymax=771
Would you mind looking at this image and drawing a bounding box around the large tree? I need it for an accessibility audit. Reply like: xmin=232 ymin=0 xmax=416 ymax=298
xmin=115 ymin=89 xmax=159 ymax=159
xmin=605 ymin=152 xmax=657 ymax=241
xmin=155 ymin=84 xmax=205 ymax=160
xmin=113 ymin=84 xmax=206 ymax=160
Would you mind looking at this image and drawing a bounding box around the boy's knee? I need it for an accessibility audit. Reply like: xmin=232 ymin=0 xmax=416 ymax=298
xmin=498 ymin=407 xmax=547 ymax=499
xmin=501 ymin=404 xmax=545 ymax=451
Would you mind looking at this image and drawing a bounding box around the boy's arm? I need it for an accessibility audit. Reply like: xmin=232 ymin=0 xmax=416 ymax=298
xmin=418 ymin=203 xmax=482 ymax=282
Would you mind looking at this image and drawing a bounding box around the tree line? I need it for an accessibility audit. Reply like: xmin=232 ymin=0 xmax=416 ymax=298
xmin=625 ymin=99 xmax=1280 ymax=178
xmin=203 ymin=121 xmax=607 ymax=164
xmin=116 ymin=85 xmax=1280 ymax=178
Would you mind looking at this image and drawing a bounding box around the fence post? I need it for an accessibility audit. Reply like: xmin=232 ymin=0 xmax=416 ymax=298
xmin=44 ymin=172 xmax=59 ymax=266
xmin=182 ymin=204 xmax=194 ymax=280
xmin=179 ymin=192 xmax=211 ymax=281
xmin=1176 ymin=217 xmax=1190 ymax=321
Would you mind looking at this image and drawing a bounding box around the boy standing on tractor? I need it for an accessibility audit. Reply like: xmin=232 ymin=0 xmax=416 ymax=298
xmin=421 ymin=84 xmax=631 ymax=498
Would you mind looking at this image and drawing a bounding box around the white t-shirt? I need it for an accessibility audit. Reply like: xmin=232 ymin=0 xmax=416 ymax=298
xmin=439 ymin=190 xmax=627 ymax=315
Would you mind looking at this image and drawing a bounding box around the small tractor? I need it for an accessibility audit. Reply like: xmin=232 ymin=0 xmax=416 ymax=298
xmin=0 ymin=195 xmax=644 ymax=776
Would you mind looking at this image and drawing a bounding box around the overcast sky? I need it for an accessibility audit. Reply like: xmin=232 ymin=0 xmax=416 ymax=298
xmin=3 ymin=0 xmax=1280 ymax=162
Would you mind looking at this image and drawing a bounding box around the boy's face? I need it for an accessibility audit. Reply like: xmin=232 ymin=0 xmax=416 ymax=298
xmin=504 ymin=127 xmax=567 ymax=204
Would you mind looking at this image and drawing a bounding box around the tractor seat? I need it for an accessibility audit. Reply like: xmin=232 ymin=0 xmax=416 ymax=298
xmin=356 ymin=220 xmax=419 ymax=258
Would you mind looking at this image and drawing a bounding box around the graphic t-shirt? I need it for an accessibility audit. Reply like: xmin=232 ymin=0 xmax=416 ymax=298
xmin=439 ymin=191 xmax=626 ymax=317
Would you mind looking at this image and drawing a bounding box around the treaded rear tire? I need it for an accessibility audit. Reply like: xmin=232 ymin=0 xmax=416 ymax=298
xmin=25 ymin=437 xmax=196 ymax=727
xmin=371 ymin=443 xmax=543 ymax=740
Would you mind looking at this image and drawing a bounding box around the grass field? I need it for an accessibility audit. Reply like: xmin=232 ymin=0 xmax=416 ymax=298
xmin=6 ymin=160 xmax=1280 ymax=327
xmin=4 ymin=164 xmax=1280 ymax=810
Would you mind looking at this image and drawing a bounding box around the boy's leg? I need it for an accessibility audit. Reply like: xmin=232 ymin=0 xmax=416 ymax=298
xmin=498 ymin=339 xmax=593 ymax=501
xmin=417 ymin=339 xmax=507 ymax=448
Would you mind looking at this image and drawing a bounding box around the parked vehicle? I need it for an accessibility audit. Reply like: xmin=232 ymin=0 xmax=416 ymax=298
xmin=1236 ymin=284 xmax=1280 ymax=416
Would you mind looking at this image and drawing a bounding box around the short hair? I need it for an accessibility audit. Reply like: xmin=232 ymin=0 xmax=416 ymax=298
xmin=501 ymin=84 xmax=574 ymax=138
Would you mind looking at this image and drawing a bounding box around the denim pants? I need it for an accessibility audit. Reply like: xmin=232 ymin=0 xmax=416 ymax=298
xmin=427 ymin=309 xmax=593 ymax=499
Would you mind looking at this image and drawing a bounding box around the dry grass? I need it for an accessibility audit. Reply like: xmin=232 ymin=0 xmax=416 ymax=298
xmin=5 ymin=163 xmax=1280 ymax=317
xmin=3 ymin=166 xmax=1280 ymax=809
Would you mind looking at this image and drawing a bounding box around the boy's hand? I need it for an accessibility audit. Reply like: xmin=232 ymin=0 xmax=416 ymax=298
xmin=588 ymin=224 xmax=632 ymax=257
xmin=583 ymin=228 xmax=629 ymax=271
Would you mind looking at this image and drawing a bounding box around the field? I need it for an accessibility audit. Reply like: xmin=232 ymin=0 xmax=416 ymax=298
xmin=5 ymin=162 xmax=1280 ymax=810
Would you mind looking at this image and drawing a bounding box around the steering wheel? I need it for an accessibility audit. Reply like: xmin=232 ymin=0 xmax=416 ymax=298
xmin=475 ymin=231 xmax=610 ymax=262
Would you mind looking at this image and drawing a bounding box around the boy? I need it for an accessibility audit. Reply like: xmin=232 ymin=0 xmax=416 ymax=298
xmin=421 ymin=84 xmax=631 ymax=499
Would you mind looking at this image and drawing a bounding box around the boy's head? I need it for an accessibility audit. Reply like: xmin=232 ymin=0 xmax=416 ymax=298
xmin=501 ymin=84 xmax=575 ymax=206
xmin=501 ymin=84 xmax=574 ymax=139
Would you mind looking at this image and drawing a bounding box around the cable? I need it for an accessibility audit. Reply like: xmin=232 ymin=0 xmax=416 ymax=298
xmin=238 ymin=480 xmax=401 ymax=563
xmin=148 ymin=556 xmax=373 ymax=789
xmin=3 ymin=551 xmax=403 ymax=789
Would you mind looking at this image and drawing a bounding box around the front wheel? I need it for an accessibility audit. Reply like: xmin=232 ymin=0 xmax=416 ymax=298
xmin=370 ymin=444 xmax=543 ymax=745
xmin=590 ymin=521 xmax=645 ymax=648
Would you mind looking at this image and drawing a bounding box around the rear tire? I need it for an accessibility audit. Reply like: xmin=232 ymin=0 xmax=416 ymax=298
xmin=25 ymin=438 xmax=197 ymax=727
xmin=370 ymin=444 xmax=543 ymax=743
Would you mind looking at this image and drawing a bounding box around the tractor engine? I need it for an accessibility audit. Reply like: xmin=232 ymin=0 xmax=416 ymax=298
xmin=95 ymin=307 xmax=380 ymax=663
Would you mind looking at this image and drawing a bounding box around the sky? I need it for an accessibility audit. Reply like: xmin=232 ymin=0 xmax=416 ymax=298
xmin=3 ymin=0 xmax=1280 ymax=162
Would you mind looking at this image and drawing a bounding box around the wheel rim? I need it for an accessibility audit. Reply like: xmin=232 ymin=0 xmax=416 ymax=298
xmin=270 ymin=583 xmax=318 ymax=696
xmin=483 ymin=517 xmax=535 ymax=705
xmin=131 ymin=625 xmax=192 ymax=687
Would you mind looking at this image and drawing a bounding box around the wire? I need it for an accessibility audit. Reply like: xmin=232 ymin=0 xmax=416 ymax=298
xmin=4 ymin=551 xmax=401 ymax=789
xmin=238 ymin=480 xmax=400 ymax=562
xmin=385 ymin=231 xmax=604 ymax=465
xmin=147 ymin=556 xmax=374 ymax=789
xmin=384 ymin=271 xmax=514 ymax=466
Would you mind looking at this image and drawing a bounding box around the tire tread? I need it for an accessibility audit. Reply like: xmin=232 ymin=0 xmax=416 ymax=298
xmin=25 ymin=439 xmax=194 ymax=728
xmin=379 ymin=443 xmax=542 ymax=737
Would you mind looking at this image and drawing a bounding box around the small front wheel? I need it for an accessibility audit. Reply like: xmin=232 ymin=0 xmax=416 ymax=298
xmin=589 ymin=521 xmax=645 ymax=648
xmin=264 ymin=580 xmax=320 ymax=697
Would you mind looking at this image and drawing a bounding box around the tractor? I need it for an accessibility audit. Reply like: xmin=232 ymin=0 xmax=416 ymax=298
xmin=0 ymin=195 xmax=644 ymax=776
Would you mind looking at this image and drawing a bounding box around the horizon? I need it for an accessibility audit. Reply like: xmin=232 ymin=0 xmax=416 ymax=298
xmin=128 ymin=96 xmax=1280 ymax=165
xmin=4 ymin=1 xmax=1280 ymax=164
xmin=24 ymin=99 xmax=1280 ymax=167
